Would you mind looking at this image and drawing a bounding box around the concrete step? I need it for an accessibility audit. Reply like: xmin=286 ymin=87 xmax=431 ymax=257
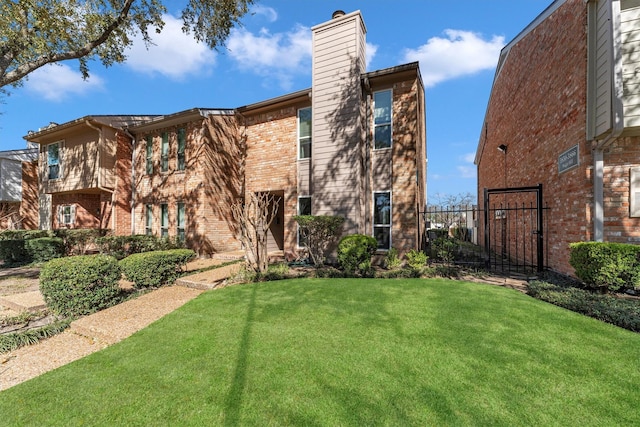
xmin=176 ymin=263 xmax=243 ymax=290
xmin=0 ymin=291 xmax=46 ymax=313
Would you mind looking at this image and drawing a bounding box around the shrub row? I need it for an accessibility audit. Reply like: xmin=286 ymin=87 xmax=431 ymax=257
xmin=0 ymin=237 xmax=65 ymax=265
xmin=119 ymin=249 xmax=196 ymax=288
xmin=96 ymin=234 xmax=184 ymax=260
xmin=528 ymin=280 xmax=640 ymax=332
xmin=40 ymin=255 xmax=122 ymax=317
xmin=569 ymin=242 xmax=640 ymax=292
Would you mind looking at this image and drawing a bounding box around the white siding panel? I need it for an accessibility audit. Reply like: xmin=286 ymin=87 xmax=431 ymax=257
xmin=622 ymin=5 xmax=640 ymax=131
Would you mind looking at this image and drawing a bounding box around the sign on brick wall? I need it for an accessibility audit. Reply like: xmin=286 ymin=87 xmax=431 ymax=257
xmin=558 ymin=145 xmax=579 ymax=174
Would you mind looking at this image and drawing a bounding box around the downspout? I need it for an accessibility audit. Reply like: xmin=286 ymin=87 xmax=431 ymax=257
xmin=85 ymin=120 xmax=115 ymax=231
xmin=122 ymin=128 xmax=136 ymax=235
xmin=592 ymin=0 xmax=624 ymax=242
xmin=363 ymin=77 xmax=372 ymax=240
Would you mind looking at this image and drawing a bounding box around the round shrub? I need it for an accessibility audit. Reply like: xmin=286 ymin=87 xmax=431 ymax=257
xmin=40 ymin=255 xmax=122 ymax=317
xmin=119 ymin=249 xmax=196 ymax=288
xmin=25 ymin=237 xmax=65 ymax=263
xmin=338 ymin=234 xmax=378 ymax=276
xmin=569 ymin=242 xmax=640 ymax=292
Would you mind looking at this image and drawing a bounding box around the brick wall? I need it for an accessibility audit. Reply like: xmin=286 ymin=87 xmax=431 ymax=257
xmin=51 ymin=192 xmax=102 ymax=229
xmin=133 ymin=115 xmax=242 ymax=256
xmin=477 ymin=0 xmax=589 ymax=275
xmin=113 ymin=132 xmax=132 ymax=235
xmin=20 ymin=160 xmax=38 ymax=229
xmin=243 ymin=104 xmax=301 ymax=259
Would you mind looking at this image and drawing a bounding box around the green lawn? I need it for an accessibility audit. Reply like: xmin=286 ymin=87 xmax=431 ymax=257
xmin=1 ymin=278 xmax=639 ymax=426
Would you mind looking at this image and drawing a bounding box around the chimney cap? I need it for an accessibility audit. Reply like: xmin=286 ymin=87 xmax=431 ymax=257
xmin=332 ymin=10 xmax=345 ymax=19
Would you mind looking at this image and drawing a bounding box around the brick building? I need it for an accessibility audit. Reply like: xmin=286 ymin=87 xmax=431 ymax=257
xmin=475 ymin=0 xmax=640 ymax=275
xmin=22 ymin=10 xmax=427 ymax=259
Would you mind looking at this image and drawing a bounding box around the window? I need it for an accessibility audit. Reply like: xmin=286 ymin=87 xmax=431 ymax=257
xmin=177 ymin=202 xmax=185 ymax=241
xmin=161 ymin=132 xmax=169 ymax=172
xmin=160 ymin=203 xmax=169 ymax=238
xmin=145 ymin=204 xmax=153 ymax=235
xmin=298 ymin=107 xmax=312 ymax=159
xmin=145 ymin=136 xmax=153 ymax=175
xmin=177 ymin=128 xmax=186 ymax=171
xmin=47 ymin=142 xmax=60 ymax=180
xmin=297 ymin=196 xmax=312 ymax=246
xmin=373 ymin=192 xmax=391 ymax=250
xmin=58 ymin=205 xmax=75 ymax=226
xmin=374 ymin=90 xmax=392 ymax=150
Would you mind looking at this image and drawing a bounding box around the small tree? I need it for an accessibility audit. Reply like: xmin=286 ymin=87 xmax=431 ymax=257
xmin=294 ymin=215 xmax=345 ymax=267
xmin=232 ymin=192 xmax=280 ymax=274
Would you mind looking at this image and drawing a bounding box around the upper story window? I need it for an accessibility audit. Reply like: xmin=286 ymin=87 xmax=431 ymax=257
xmin=374 ymin=90 xmax=392 ymax=150
xmin=177 ymin=202 xmax=185 ymax=241
xmin=47 ymin=142 xmax=60 ymax=180
xmin=145 ymin=204 xmax=153 ymax=235
xmin=177 ymin=128 xmax=186 ymax=171
xmin=145 ymin=136 xmax=153 ymax=175
xmin=298 ymin=107 xmax=312 ymax=159
xmin=161 ymin=132 xmax=169 ymax=172
xmin=373 ymin=191 xmax=391 ymax=250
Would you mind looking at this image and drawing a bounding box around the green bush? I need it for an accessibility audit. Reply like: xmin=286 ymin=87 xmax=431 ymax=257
xmin=569 ymin=242 xmax=640 ymax=292
xmin=528 ymin=280 xmax=640 ymax=332
xmin=337 ymin=234 xmax=377 ymax=276
xmin=24 ymin=237 xmax=65 ymax=263
xmin=406 ymin=249 xmax=429 ymax=270
xmin=54 ymin=229 xmax=105 ymax=255
xmin=384 ymin=248 xmax=402 ymax=270
xmin=119 ymin=249 xmax=196 ymax=288
xmin=40 ymin=255 xmax=122 ymax=317
xmin=0 ymin=239 xmax=28 ymax=265
xmin=96 ymin=234 xmax=183 ymax=260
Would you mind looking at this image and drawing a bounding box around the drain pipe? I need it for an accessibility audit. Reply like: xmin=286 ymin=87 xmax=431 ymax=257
xmin=592 ymin=2 xmax=624 ymax=242
xmin=122 ymin=128 xmax=136 ymax=235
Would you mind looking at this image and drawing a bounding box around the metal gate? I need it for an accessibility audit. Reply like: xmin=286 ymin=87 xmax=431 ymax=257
xmin=483 ymin=184 xmax=547 ymax=273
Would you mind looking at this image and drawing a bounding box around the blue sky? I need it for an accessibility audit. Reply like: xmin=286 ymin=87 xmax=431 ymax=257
xmin=0 ymin=0 xmax=552 ymax=202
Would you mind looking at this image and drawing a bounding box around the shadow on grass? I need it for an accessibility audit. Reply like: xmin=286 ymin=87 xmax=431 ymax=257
xmin=223 ymin=283 xmax=257 ymax=426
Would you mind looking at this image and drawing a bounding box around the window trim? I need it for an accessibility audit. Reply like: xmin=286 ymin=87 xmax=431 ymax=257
xmin=373 ymin=89 xmax=393 ymax=151
xmin=145 ymin=204 xmax=153 ymax=236
xmin=373 ymin=191 xmax=392 ymax=251
xmin=161 ymin=132 xmax=169 ymax=172
xmin=47 ymin=141 xmax=62 ymax=180
xmin=297 ymin=195 xmax=312 ymax=247
xmin=58 ymin=204 xmax=75 ymax=226
xmin=177 ymin=202 xmax=186 ymax=241
xmin=160 ymin=203 xmax=169 ymax=238
xmin=297 ymin=107 xmax=312 ymax=160
xmin=145 ymin=136 xmax=153 ymax=175
xmin=177 ymin=128 xmax=186 ymax=171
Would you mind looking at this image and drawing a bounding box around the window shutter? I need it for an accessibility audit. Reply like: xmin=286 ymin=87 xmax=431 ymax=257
xmin=70 ymin=205 xmax=76 ymax=225
xmin=57 ymin=205 xmax=62 ymax=225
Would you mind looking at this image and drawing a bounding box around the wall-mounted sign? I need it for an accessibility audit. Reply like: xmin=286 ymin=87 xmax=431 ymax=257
xmin=558 ymin=145 xmax=579 ymax=174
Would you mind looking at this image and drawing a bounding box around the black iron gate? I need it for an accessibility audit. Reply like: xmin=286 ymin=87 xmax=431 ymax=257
xmin=483 ymin=184 xmax=547 ymax=273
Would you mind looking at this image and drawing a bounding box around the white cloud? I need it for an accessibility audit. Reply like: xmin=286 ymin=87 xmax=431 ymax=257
xmin=403 ymin=30 xmax=504 ymax=88
xmin=25 ymin=63 xmax=104 ymax=102
xmin=457 ymin=152 xmax=477 ymax=178
xmin=366 ymin=43 xmax=378 ymax=69
xmin=124 ymin=14 xmax=216 ymax=80
xmin=251 ymin=5 xmax=278 ymax=22
xmin=226 ymin=24 xmax=312 ymax=90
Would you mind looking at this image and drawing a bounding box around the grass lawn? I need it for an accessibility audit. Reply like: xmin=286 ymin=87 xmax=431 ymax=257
xmin=1 ymin=278 xmax=639 ymax=426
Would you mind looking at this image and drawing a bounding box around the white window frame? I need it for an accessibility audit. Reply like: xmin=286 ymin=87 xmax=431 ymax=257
xmin=145 ymin=204 xmax=153 ymax=235
xmin=145 ymin=136 xmax=153 ymax=175
xmin=297 ymin=196 xmax=312 ymax=247
xmin=298 ymin=107 xmax=312 ymax=160
xmin=177 ymin=202 xmax=186 ymax=241
xmin=161 ymin=132 xmax=169 ymax=172
xmin=177 ymin=128 xmax=186 ymax=171
xmin=373 ymin=89 xmax=393 ymax=150
xmin=373 ymin=191 xmax=392 ymax=250
xmin=47 ymin=141 xmax=62 ymax=180
xmin=58 ymin=204 xmax=75 ymax=226
xmin=160 ymin=203 xmax=169 ymax=238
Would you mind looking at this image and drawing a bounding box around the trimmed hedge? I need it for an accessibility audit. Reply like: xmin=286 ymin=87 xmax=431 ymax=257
xmin=528 ymin=280 xmax=640 ymax=332
xmin=0 ymin=239 xmax=28 ymax=265
xmin=119 ymin=249 xmax=196 ymax=288
xmin=337 ymin=234 xmax=377 ymax=276
xmin=569 ymin=242 xmax=640 ymax=292
xmin=96 ymin=234 xmax=184 ymax=260
xmin=24 ymin=237 xmax=65 ymax=263
xmin=40 ymin=255 xmax=122 ymax=317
